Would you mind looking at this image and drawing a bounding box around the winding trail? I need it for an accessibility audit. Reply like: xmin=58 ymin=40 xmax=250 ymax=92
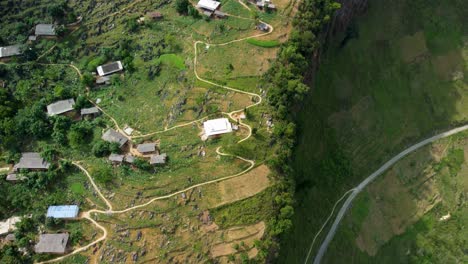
xmin=310 ymin=124 xmax=468 ymax=264
xmin=34 ymin=2 xmax=277 ymax=263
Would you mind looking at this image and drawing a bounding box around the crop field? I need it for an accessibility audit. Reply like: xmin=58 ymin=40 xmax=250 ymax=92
xmin=280 ymin=0 xmax=468 ymax=262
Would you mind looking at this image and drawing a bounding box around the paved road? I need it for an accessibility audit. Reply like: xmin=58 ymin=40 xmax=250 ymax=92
xmin=312 ymin=124 xmax=468 ymax=264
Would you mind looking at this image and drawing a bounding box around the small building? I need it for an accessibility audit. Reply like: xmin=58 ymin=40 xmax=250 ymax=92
xmin=96 ymin=61 xmax=123 ymax=77
xmin=136 ymin=143 xmax=157 ymax=155
xmin=102 ymin=128 xmax=129 ymax=148
xmin=80 ymin=106 xmax=100 ymax=118
xmin=147 ymin=11 xmax=163 ymax=20
xmin=203 ymin=118 xmax=233 ymax=137
xmin=197 ymin=0 xmax=221 ymax=12
xmin=35 ymin=24 xmax=56 ymax=36
xmin=150 ymin=153 xmax=167 ymax=165
xmin=34 ymin=233 xmax=69 ymax=254
xmin=256 ymin=23 xmax=269 ymax=32
xmin=47 ymin=99 xmax=75 ymax=116
xmin=13 ymin=152 xmax=50 ymax=172
xmin=5 ymin=173 xmax=26 ymax=182
xmin=213 ymin=10 xmax=226 ymax=18
xmin=0 ymin=216 xmax=21 ymax=236
xmin=96 ymin=75 xmax=111 ymax=85
xmin=124 ymin=154 xmax=135 ymax=164
xmin=108 ymin=153 xmax=125 ymax=164
xmin=0 ymin=45 xmax=22 ymax=59
xmin=46 ymin=205 xmax=79 ymax=219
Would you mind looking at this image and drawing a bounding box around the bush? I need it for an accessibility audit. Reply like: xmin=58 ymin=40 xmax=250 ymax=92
xmin=175 ymin=0 xmax=190 ymax=15
xmin=92 ymin=141 xmax=111 ymax=157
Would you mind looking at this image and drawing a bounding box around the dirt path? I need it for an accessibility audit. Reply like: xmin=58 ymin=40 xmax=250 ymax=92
xmin=31 ymin=2 xmax=274 ymax=263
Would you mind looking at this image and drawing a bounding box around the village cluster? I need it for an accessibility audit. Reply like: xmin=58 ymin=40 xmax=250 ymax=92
xmin=0 ymin=0 xmax=277 ymax=258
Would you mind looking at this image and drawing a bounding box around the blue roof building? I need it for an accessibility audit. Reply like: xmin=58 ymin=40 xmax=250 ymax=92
xmin=46 ymin=205 xmax=79 ymax=219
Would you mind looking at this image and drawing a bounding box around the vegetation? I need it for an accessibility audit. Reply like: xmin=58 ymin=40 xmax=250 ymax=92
xmin=279 ymin=0 xmax=468 ymax=262
xmin=246 ymin=38 xmax=280 ymax=48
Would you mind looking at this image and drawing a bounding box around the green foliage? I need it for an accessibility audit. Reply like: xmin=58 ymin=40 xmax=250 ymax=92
xmin=93 ymin=166 xmax=113 ymax=185
xmin=92 ymin=140 xmax=112 ymax=157
xmin=157 ymin=54 xmax=186 ymax=70
xmin=14 ymin=100 xmax=49 ymax=139
xmin=67 ymin=121 xmax=93 ymax=148
xmin=246 ymin=39 xmax=280 ymax=48
xmin=175 ymin=0 xmax=190 ymax=15
xmin=434 ymin=148 xmax=464 ymax=176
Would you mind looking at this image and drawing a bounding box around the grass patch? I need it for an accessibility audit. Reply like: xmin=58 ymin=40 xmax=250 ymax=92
xmin=246 ymin=38 xmax=280 ymax=48
xmin=157 ymin=53 xmax=186 ymax=70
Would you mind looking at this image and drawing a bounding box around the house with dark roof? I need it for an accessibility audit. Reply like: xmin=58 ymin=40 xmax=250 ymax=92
xmin=47 ymin=99 xmax=75 ymax=116
xmin=108 ymin=153 xmax=125 ymax=164
xmin=136 ymin=143 xmax=157 ymax=155
xmin=96 ymin=61 xmax=123 ymax=77
xmin=46 ymin=205 xmax=79 ymax=219
xmin=34 ymin=233 xmax=69 ymax=254
xmin=35 ymin=24 xmax=56 ymax=36
xmin=13 ymin=152 xmax=50 ymax=172
xmin=80 ymin=106 xmax=100 ymax=119
xmin=124 ymin=154 xmax=135 ymax=164
xmin=0 ymin=45 xmax=22 ymax=60
xmin=102 ymin=129 xmax=129 ymax=147
xmin=150 ymin=153 xmax=167 ymax=165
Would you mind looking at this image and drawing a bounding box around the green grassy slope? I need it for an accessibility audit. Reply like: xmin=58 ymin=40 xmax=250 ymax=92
xmin=279 ymin=0 xmax=468 ymax=262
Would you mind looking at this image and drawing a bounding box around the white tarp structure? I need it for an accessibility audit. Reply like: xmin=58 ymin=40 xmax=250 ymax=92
xmin=203 ymin=118 xmax=232 ymax=137
xmin=197 ymin=0 xmax=221 ymax=11
xmin=0 ymin=216 xmax=21 ymax=235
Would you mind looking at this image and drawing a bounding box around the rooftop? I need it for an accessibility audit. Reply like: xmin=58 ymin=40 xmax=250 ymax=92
xmin=124 ymin=154 xmax=135 ymax=163
xmin=47 ymin=99 xmax=75 ymax=116
xmin=197 ymin=0 xmax=221 ymax=11
xmin=80 ymin=106 xmax=100 ymax=115
xmin=97 ymin=61 xmax=123 ymax=76
xmin=136 ymin=143 xmax=157 ymax=153
xmin=13 ymin=152 xmax=50 ymax=171
xmin=35 ymin=233 xmax=69 ymax=254
xmin=0 ymin=45 xmax=22 ymax=58
xmin=6 ymin=173 xmax=26 ymax=181
xmin=203 ymin=118 xmax=233 ymax=137
xmin=35 ymin=24 xmax=56 ymax=36
xmin=150 ymin=153 xmax=167 ymax=165
xmin=46 ymin=205 xmax=79 ymax=219
xmin=109 ymin=153 xmax=125 ymax=163
xmin=101 ymin=128 xmax=129 ymax=147
xmin=0 ymin=216 xmax=21 ymax=235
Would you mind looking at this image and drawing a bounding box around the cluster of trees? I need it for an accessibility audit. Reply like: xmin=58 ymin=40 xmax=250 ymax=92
xmin=257 ymin=0 xmax=341 ymax=260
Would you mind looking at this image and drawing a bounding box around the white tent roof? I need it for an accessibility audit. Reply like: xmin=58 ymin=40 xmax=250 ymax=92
xmin=0 ymin=216 xmax=21 ymax=235
xmin=203 ymin=118 xmax=232 ymax=137
xmin=197 ymin=0 xmax=221 ymax=11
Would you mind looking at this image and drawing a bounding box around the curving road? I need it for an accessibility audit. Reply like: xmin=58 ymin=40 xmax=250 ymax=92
xmin=310 ymin=124 xmax=468 ymax=264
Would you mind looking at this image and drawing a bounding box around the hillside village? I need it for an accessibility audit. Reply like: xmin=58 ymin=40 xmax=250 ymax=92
xmin=0 ymin=0 xmax=295 ymax=262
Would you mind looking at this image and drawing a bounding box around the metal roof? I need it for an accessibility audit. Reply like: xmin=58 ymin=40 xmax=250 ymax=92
xmin=101 ymin=128 xmax=129 ymax=147
xmin=46 ymin=205 xmax=79 ymax=219
xmin=150 ymin=153 xmax=167 ymax=165
xmin=96 ymin=61 xmax=123 ymax=76
xmin=0 ymin=45 xmax=22 ymax=58
xmin=47 ymin=99 xmax=75 ymax=116
xmin=35 ymin=24 xmax=56 ymax=36
xmin=136 ymin=143 xmax=156 ymax=153
xmin=203 ymin=118 xmax=233 ymax=137
xmin=13 ymin=152 xmax=50 ymax=171
xmin=124 ymin=154 xmax=135 ymax=163
xmin=109 ymin=153 xmax=124 ymax=162
xmin=6 ymin=173 xmax=26 ymax=181
xmin=80 ymin=106 xmax=100 ymax=115
xmin=197 ymin=0 xmax=221 ymax=11
xmin=35 ymin=233 xmax=69 ymax=254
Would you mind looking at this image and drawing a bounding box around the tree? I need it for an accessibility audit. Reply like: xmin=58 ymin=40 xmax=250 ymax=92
xmin=93 ymin=166 xmax=113 ymax=185
xmin=92 ymin=141 xmax=111 ymax=157
xmin=14 ymin=100 xmax=49 ymax=139
xmin=81 ymin=72 xmax=94 ymax=87
xmin=67 ymin=121 xmax=92 ymax=148
xmin=175 ymin=0 xmax=190 ymax=15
